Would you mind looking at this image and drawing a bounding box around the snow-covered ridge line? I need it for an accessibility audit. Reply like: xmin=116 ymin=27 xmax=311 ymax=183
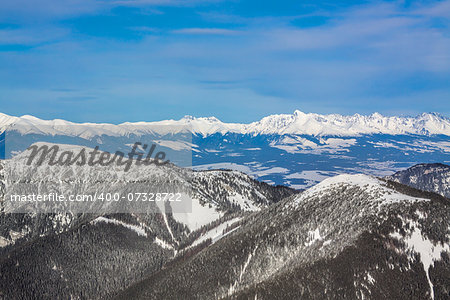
xmin=1 ymin=110 xmax=449 ymax=137
xmin=292 ymin=174 xmax=430 ymax=207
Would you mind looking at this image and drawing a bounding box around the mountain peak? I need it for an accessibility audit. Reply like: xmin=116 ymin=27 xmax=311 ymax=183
xmin=370 ymin=112 xmax=383 ymax=118
xmin=293 ymin=110 xmax=307 ymax=117
xmin=291 ymin=173 xmax=428 ymax=210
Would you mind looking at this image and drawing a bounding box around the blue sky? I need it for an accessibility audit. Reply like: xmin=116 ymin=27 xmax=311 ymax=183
xmin=0 ymin=0 xmax=449 ymax=123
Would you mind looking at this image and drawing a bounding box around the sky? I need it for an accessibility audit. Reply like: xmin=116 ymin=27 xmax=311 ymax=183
xmin=0 ymin=0 xmax=449 ymax=123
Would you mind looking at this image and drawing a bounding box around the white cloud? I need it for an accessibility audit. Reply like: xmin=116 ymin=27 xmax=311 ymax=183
xmin=172 ymin=28 xmax=240 ymax=35
xmin=0 ymin=0 xmax=105 ymax=20
xmin=413 ymin=0 xmax=450 ymax=18
xmin=0 ymin=27 xmax=70 ymax=45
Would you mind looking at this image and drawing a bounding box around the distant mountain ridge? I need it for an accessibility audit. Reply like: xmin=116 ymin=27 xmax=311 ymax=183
xmin=1 ymin=111 xmax=449 ymax=137
xmin=1 ymin=112 xmax=449 ymax=189
xmin=386 ymin=163 xmax=450 ymax=198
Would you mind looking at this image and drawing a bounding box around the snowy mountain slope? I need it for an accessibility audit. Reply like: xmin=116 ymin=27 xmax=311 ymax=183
xmin=1 ymin=111 xmax=449 ymax=137
xmin=117 ymin=174 xmax=450 ymax=300
xmin=386 ymin=163 xmax=450 ymax=198
xmin=2 ymin=142 xmax=294 ymax=214
xmin=0 ymin=143 xmax=294 ymax=246
xmin=0 ymin=149 xmax=295 ymax=299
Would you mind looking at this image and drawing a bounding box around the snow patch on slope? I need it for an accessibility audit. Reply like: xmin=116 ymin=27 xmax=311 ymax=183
xmin=172 ymin=197 xmax=224 ymax=231
xmin=190 ymin=217 xmax=241 ymax=248
xmin=91 ymin=217 xmax=147 ymax=237
xmin=390 ymin=216 xmax=450 ymax=300
xmin=305 ymin=228 xmax=323 ymax=246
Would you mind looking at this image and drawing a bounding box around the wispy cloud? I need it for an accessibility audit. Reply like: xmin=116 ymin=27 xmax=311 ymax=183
xmin=413 ymin=0 xmax=450 ymax=17
xmin=0 ymin=27 xmax=70 ymax=46
xmin=129 ymin=26 xmax=160 ymax=33
xmin=109 ymin=0 xmax=222 ymax=6
xmin=0 ymin=0 xmax=105 ymax=21
xmin=172 ymin=27 xmax=240 ymax=35
xmin=0 ymin=0 xmax=219 ymax=21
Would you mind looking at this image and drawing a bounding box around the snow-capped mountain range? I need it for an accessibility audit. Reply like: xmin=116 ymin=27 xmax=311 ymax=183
xmin=1 ymin=110 xmax=449 ymax=137
xmin=1 ymin=111 xmax=449 ymax=189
